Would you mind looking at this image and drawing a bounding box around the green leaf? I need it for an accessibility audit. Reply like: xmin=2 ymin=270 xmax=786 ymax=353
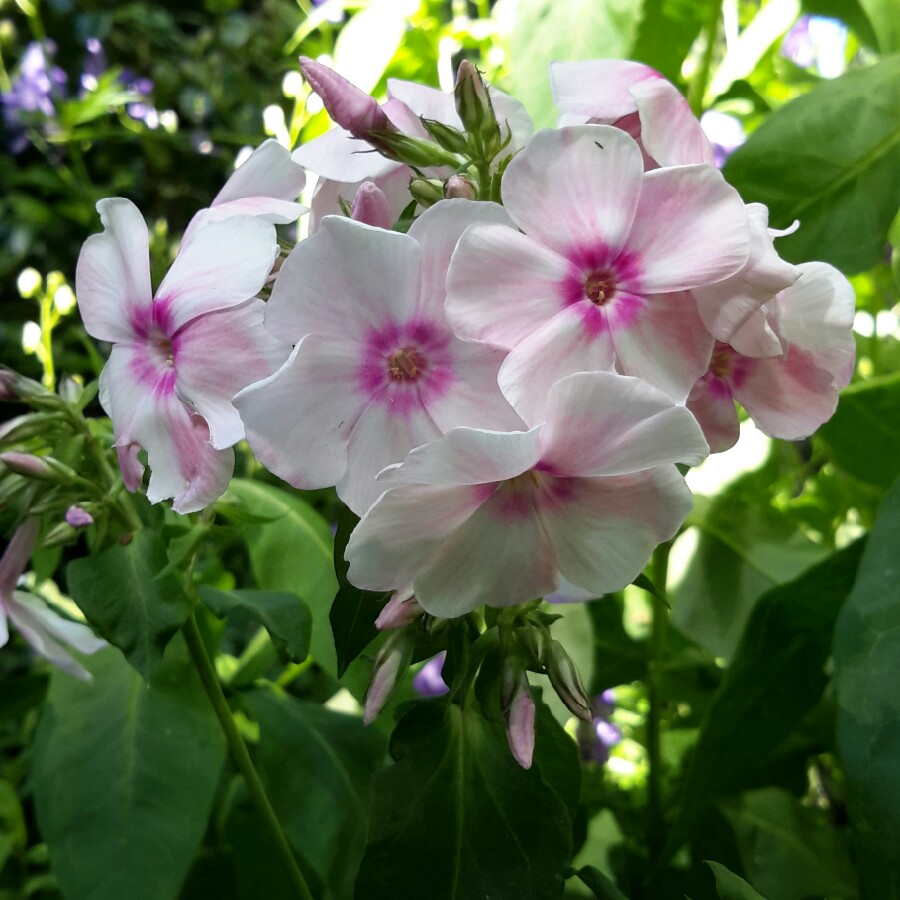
xmin=719 ymin=788 xmax=857 ymax=900
xmin=500 ymin=0 xmax=645 ymax=128
xmin=245 ymin=688 xmax=385 ymax=900
xmin=32 ymin=643 xmax=226 ymax=900
xmin=533 ymin=701 xmax=582 ymax=819
xmin=355 ymin=701 xmax=572 ymax=900
xmin=574 ymin=865 xmax=630 ymax=899
xmin=834 ymin=477 xmax=900 ymax=898
xmin=331 ymin=507 xmax=389 ymax=677
xmin=66 ymin=530 xmax=190 ymax=679
xmin=198 ymin=587 xmax=312 ymax=663
xmin=706 ymin=861 xmax=767 ymax=900
xmin=631 ymin=0 xmax=706 ymax=82
xmin=819 ymin=372 xmax=900 ymax=490
xmin=858 ymin=0 xmax=900 ymax=52
xmin=673 ymin=475 xmax=829 ymax=658
xmin=668 ymin=541 xmax=865 ymax=856
xmin=226 ymin=480 xmax=338 ymax=673
xmin=724 ymin=56 xmax=900 ymax=273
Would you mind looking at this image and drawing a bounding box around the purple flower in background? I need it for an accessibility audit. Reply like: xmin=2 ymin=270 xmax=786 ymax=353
xmin=782 ymin=15 xmax=848 ymax=79
xmin=65 ymin=506 xmax=93 ymax=529
xmin=80 ymin=37 xmax=107 ymax=92
xmin=578 ymin=689 xmax=622 ymax=764
xmin=413 ymin=652 xmax=450 ymax=697
xmin=2 ymin=41 xmax=67 ymax=152
xmin=79 ymin=37 xmax=156 ymax=126
xmin=700 ymin=110 xmax=746 ymax=169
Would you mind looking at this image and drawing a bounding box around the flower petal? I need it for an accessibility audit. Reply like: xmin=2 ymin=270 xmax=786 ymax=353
xmin=266 ymin=216 xmax=421 ymax=343
xmin=502 ymin=125 xmax=644 ymax=256
xmin=538 ymin=467 xmax=691 ymax=595
xmin=379 ymin=425 xmax=542 ymax=488
xmin=75 ymin=198 xmax=152 ymax=342
xmin=174 ymin=299 xmax=290 ymax=449
xmin=234 ymin=336 xmax=365 ymax=492
xmin=346 ymin=483 xmax=488 ymax=592
xmin=422 ymin=339 xmax=524 ymax=434
xmin=339 ymin=398 xmax=442 ymax=515
xmin=539 ymin=371 xmax=709 ymax=476
xmin=308 ymin=165 xmax=413 ymax=234
xmin=445 ymin=224 xmax=572 ymax=347
xmin=623 ymin=165 xmax=749 ymax=294
xmin=694 ymin=203 xmax=800 ymax=350
xmin=498 ymin=304 xmax=616 ymax=425
xmin=0 ymin=518 xmax=38 ymax=599
xmin=413 ymin=489 xmax=558 ymax=616
xmin=630 ymin=78 xmax=714 ymax=167
xmin=550 ymin=60 xmax=659 ymax=119
xmin=214 ymin=139 xmax=307 ymax=206
xmin=610 ymin=290 xmax=714 ymax=402
xmin=156 ymin=216 xmax=278 ymax=332
xmin=408 ymin=199 xmax=513 ymax=316
xmin=686 ymin=375 xmax=740 ymax=453
xmin=292 ymin=126 xmax=399 ymax=183
xmin=387 ymin=78 xmax=458 ymax=125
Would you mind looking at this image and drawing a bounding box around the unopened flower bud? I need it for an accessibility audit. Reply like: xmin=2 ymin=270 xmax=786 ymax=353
xmin=16 ymin=268 xmax=42 ymax=299
xmin=53 ymin=284 xmax=76 ymax=315
xmin=21 ymin=322 xmax=42 ymax=354
xmin=454 ymin=60 xmax=501 ymax=154
xmin=65 ymin=505 xmax=94 ymax=529
xmin=41 ymin=521 xmax=79 ymax=548
xmin=0 ymin=451 xmax=54 ymax=480
xmin=363 ymin=634 xmax=411 ymax=725
xmin=58 ymin=376 xmax=84 ymax=405
xmin=501 ymin=658 xmax=535 ymax=769
xmin=350 ymin=181 xmax=393 ymax=229
xmin=0 ymin=369 xmax=57 ymax=408
xmin=409 ymin=177 xmax=445 ymax=208
xmin=374 ymin=130 xmax=461 ymax=169
xmin=514 ymin=621 xmax=547 ymax=667
xmin=420 ymin=118 xmax=469 ymax=155
xmin=375 ymin=588 xmax=423 ymax=630
xmin=444 ymin=174 xmax=477 ymax=201
xmin=546 ymin=639 xmax=592 ymax=722
xmin=0 ymin=412 xmax=61 ymax=444
xmin=299 ymin=56 xmax=394 ymax=140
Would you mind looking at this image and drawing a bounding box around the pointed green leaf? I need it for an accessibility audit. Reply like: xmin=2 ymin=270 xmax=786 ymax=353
xmin=834 ymin=477 xmax=900 ymax=899
xmin=707 ymin=862 xmax=767 ymax=900
xmin=198 ymin=587 xmax=312 ymax=663
xmin=66 ymin=530 xmax=190 ymax=679
xmin=668 ymin=540 xmax=865 ymax=856
xmin=32 ymin=643 xmax=226 ymax=900
xmin=574 ymin=866 xmax=630 ymax=900
xmin=356 ymin=701 xmax=573 ymax=899
xmin=724 ymin=56 xmax=900 ymax=273
xmin=245 ymin=688 xmax=385 ymax=900
xmin=226 ymin=480 xmax=338 ymax=673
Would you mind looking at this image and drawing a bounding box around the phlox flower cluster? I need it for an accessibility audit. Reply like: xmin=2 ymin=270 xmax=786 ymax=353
xmin=75 ymin=57 xmax=855 ymax=627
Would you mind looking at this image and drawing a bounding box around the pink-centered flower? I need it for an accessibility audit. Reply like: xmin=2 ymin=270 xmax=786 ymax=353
xmin=234 ymin=199 xmax=524 ymax=515
xmin=550 ymin=59 xmax=714 ymax=168
xmin=76 ymin=199 xmax=289 ymax=513
xmin=446 ymin=125 xmax=750 ymax=422
xmin=345 ymin=371 xmax=708 ymax=617
xmin=0 ymin=519 xmax=105 ymax=680
xmin=687 ymin=262 xmax=855 ymax=452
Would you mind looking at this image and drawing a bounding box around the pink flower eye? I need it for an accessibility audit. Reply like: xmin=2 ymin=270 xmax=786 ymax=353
xmin=583 ymin=268 xmax=617 ymax=305
xmin=388 ymin=346 xmax=426 ymax=381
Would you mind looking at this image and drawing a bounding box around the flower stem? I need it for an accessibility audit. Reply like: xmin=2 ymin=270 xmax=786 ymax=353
xmin=646 ymin=540 xmax=671 ymax=862
xmin=688 ymin=0 xmax=722 ymax=117
xmin=183 ymin=613 xmax=314 ymax=900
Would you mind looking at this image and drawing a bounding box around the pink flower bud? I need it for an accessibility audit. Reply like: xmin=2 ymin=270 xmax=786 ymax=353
xmin=350 ymin=182 xmax=393 ymax=230
xmin=65 ymin=506 xmax=94 ymax=529
xmin=547 ymin=640 xmax=593 ymax=722
xmin=501 ymin=659 xmax=535 ymax=769
xmin=375 ymin=588 xmax=423 ymax=630
xmin=444 ymin=175 xmax=476 ymax=201
xmin=299 ymin=57 xmax=393 ymax=139
xmin=363 ymin=635 xmax=410 ymax=725
xmin=0 ymin=452 xmax=54 ymax=480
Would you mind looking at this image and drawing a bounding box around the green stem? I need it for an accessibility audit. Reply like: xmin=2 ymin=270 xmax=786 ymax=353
xmin=688 ymin=0 xmax=721 ymax=116
xmin=646 ymin=540 xmax=672 ymax=863
xmin=183 ymin=613 xmax=314 ymax=900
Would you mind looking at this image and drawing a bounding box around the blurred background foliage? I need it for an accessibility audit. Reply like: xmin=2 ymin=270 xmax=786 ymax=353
xmin=1 ymin=0 xmax=899 ymax=898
